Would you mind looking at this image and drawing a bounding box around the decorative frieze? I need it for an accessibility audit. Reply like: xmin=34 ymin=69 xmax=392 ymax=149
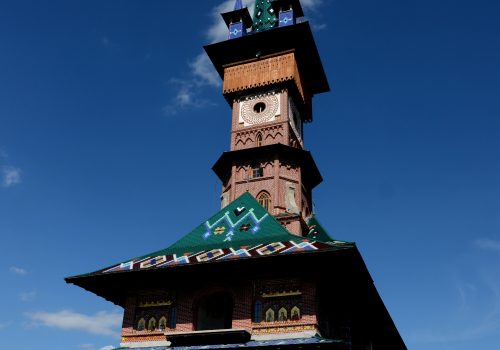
xmin=223 ymin=52 xmax=305 ymax=102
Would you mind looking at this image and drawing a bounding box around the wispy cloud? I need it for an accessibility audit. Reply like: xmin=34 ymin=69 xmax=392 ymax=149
xmin=163 ymin=0 xmax=325 ymax=115
xmin=9 ymin=266 xmax=27 ymax=275
xmin=408 ymin=255 xmax=500 ymax=345
xmin=101 ymin=36 xmax=110 ymax=47
xmin=0 ymin=322 xmax=10 ymax=330
xmin=163 ymin=1 xmax=237 ymax=115
xmin=476 ymin=238 xmax=500 ymax=253
xmin=300 ymin=0 xmax=323 ymax=10
xmin=2 ymin=166 xmax=22 ymax=187
xmin=163 ymin=78 xmax=215 ymax=116
xmin=26 ymin=310 xmax=122 ymax=337
xmin=20 ymin=291 xmax=36 ymax=302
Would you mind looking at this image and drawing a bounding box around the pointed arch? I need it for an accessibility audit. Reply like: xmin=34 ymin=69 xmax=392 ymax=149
xmin=265 ymin=308 xmax=275 ymax=322
xmin=137 ymin=318 xmax=146 ymax=331
xmin=256 ymin=132 xmax=263 ymax=147
xmin=148 ymin=317 xmax=156 ymax=331
xmin=278 ymin=307 xmax=287 ymax=321
xmin=257 ymin=191 xmax=271 ymax=211
xmin=291 ymin=306 xmax=301 ymax=320
xmin=159 ymin=316 xmax=167 ymax=331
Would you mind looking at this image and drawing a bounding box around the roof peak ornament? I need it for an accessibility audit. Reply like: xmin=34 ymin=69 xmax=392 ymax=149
xmin=222 ymin=2 xmax=252 ymax=39
xmin=234 ymin=0 xmax=243 ymax=11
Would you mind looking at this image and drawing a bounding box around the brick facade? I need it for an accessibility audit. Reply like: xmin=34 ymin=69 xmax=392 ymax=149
xmin=121 ymin=279 xmax=318 ymax=343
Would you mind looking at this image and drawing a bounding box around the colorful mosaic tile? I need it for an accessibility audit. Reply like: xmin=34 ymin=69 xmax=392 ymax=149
xmin=196 ymin=249 xmax=225 ymax=262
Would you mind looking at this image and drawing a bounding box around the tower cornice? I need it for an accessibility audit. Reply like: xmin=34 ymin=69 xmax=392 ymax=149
xmin=204 ymin=22 xmax=329 ymax=96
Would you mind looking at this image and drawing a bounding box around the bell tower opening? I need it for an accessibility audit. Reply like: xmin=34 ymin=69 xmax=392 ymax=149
xmin=195 ymin=291 xmax=233 ymax=331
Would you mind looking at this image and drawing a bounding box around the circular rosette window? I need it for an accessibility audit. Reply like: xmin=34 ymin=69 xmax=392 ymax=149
xmin=241 ymin=94 xmax=279 ymax=125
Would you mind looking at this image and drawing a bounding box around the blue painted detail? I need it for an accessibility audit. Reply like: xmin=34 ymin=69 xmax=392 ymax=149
xmin=203 ymin=208 xmax=268 ymax=241
xmin=223 ymin=230 xmax=235 ymax=242
xmin=229 ymin=22 xmax=244 ymax=39
xmin=279 ymin=9 xmax=294 ymax=27
xmin=170 ymin=307 xmax=177 ymax=329
xmin=254 ymin=301 xmax=262 ymax=323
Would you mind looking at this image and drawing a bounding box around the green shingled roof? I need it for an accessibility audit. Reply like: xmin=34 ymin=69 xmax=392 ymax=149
xmin=252 ymin=0 xmax=278 ymax=32
xmin=137 ymin=192 xmax=298 ymax=259
xmin=69 ymin=193 xmax=354 ymax=278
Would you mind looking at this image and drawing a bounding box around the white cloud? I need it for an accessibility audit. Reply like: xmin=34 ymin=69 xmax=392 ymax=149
xmin=9 ymin=266 xmax=27 ymax=275
xmin=163 ymin=79 xmax=215 ymax=116
xmin=312 ymin=23 xmax=327 ymax=31
xmin=189 ymin=53 xmax=221 ymax=88
xmin=164 ymin=0 xmax=326 ymax=115
xmin=0 ymin=322 xmax=10 ymax=330
xmin=476 ymin=239 xmax=500 ymax=253
xmin=20 ymin=291 xmax=36 ymax=302
xmin=2 ymin=166 xmax=21 ymax=187
xmin=26 ymin=310 xmax=122 ymax=337
xmin=300 ymin=0 xmax=323 ymax=10
xmin=99 ymin=346 xmax=115 ymax=350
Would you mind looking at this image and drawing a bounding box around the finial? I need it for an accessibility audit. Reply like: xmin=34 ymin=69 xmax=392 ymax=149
xmin=234 ymin=0 xmax=243 ymax=10
xmin=271 ymin=0 xmax=304 ymax=27
xmin=221 ymin=2 xmax=253 ymax=40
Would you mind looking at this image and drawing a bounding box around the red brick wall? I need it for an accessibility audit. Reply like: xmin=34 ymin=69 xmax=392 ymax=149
xmin=121 ymin=279 xmax=318 ymax=344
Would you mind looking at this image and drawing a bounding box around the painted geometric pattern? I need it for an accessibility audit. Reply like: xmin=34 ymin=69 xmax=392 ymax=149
xmin=202 ymin=207 xmax=268 ymax=243
xmin=102 ymin=240 xmax=333 ymax=274
xmin=89 ymin=194 xmax=354 ymax=277
xmin=252 ymin=0 xmax=278 ymax=32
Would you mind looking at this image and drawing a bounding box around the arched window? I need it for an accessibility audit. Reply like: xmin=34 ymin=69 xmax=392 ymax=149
xmin=257 ymin=192 xmax=271 ymax=211
xmin=137 ymin=318 xmax=146 ymax=331
xmin=291 ymin=306 xmax=301 ymax=320
xmin=278 ymin=307 xmax=287 ymax=322
xmin=254 ymin=301 xmax=262 ymax=323
xmin=196 ymin=291 xmax=233 ymax=331
xmin=148 ymin=317 xmax=156 ymax=331
xmin=159 ymin=316 xmax=167 ymax=331
xmin=256 ymin=133 xmax=263 ymax=147
xmin=265 ymin=308 xmax=275 ymax=322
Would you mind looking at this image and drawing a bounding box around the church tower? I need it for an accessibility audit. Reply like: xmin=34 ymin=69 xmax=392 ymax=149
xmin=208 ymin=0 xmax=328 ymax=236
xmin=66 ymin=2 xmax=407 ymax=349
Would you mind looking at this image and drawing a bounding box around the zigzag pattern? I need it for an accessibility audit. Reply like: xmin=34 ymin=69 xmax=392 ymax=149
xmin=202 ymin=208 xmax=269 ymax=242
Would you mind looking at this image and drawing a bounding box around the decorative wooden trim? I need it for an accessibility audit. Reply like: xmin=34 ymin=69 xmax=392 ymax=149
xmin=223 ymin=53 xmax=305 ymax=102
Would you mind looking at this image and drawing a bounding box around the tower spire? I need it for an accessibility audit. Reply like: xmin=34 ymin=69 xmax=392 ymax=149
xmin=234 ymin=0 xmax=243 ymax=10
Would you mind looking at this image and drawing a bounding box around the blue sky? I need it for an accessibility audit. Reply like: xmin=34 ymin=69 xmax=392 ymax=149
xmin=0 ymin=0 xmax=499 ymax=349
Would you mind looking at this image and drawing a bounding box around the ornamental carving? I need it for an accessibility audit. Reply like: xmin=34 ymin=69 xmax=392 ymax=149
xmin=253 ymin=280 xmax=303 ymax=324
xmin=223 ymin=53 xmax=305 ymax=102
xmin=234 ymin=124 xmax=284 ymax=149
xmin=241 ymin=94 xmax=279 ymax=125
